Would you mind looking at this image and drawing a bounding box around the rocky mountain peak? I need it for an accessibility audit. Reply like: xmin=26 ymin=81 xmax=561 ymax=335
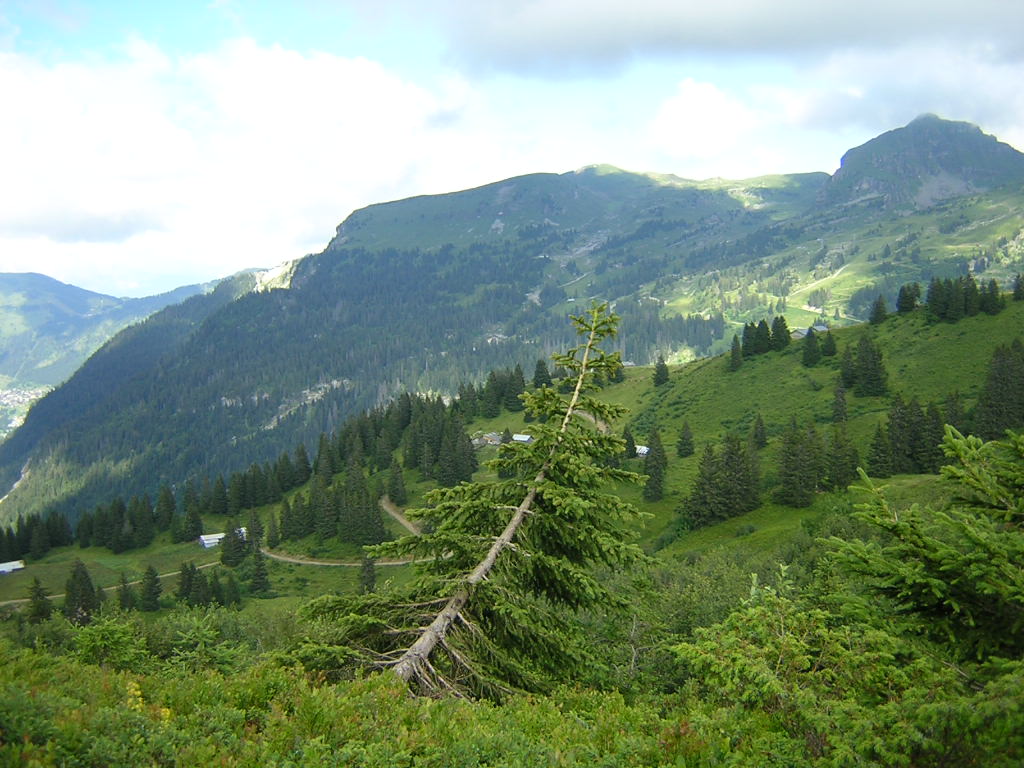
xmin=822 ymin=115 xmax=1024 ymax=209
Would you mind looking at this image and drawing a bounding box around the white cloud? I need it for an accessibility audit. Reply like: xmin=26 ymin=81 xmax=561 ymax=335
xmin=392 ymin=0 xmax=1024 ymax=75
xmin=0 ymin=38 xmax=504 ymax=295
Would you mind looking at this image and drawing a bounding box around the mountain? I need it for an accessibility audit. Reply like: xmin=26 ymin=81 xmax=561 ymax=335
xmin=1 ymin=116 xmax=1023 ymax=524
xmin=0 ymin=273 xmax=210 ymax=439
xmin=823 ymin=114 xmax=1024 ymax=209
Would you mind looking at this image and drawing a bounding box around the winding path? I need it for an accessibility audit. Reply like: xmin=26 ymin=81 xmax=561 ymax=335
xmin=259 ymin=496 xmax=421 ymax=567
xmin=0 ymin=561 xmax=220 ymax=608
xmin=3 ymin=498 xmax=423 ymax=605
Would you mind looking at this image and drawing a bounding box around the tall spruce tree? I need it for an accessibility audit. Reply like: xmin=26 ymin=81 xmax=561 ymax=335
xmin=676 ymin=421 xmax=695 ymax=458
xmin=116 ymin=572 xmax=136 ymax=611
xmin=139 ymin=565 xmax=162 ymax=612
xmin=801 ymin=328 xmax=821 ymax=367
xmin=642 ymin=428 xmax=667 ymax=501
xmin=750 ymin=413 xmax=768 ymax=449
xmin=248 ymin=552 xmax=271 ymax=595
xmin=653 ymin=354 xmax=669 ymax=386
xmin=728 ymin=333 xmax=743 ymax=371
xmin=387 ymin=458 xmax=408 ymax=505
xmin=64 ymin=559 xmax=100 ymax=625
xmin=623 ymin=427 xmax=637 ymax=459
xmin=832 ymin=385 xmax=848 ymax=424
xmin=532 ymin=360 xmax=553 ymax=389
xmin=770 ymin=316 xmax=790 ymax=350
xmin=821 ymin=330 xmax=837 ymax=357
xmin=26 ymin=577 xmax=53 ymax=623
xmin=853 ymin=335 xmax=888 ymax=397
xmin=867 ymin=423 xmax=894 ymax=478
xmin=302 ymin=304 xmax=646 ymax=697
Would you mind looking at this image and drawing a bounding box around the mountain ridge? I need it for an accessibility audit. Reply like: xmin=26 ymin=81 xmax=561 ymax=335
xmin=2 ymin=115 xmax=1023 ymax=524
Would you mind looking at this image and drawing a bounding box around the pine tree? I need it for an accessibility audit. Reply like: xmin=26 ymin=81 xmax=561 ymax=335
xmin=187 ymin=570 xmax=211 ymax=606
xmin=182 ymin=496 xmax=204 ymax=542
xmin=139 ymin=565 xmax=162 ymax=611
xmin=623 ymin=427 xmax=637 ymax=459
xmin=973 ymin=339 xmax=1024 ymax=439
xmin=754 ymin=319 xmax=772 ymax=354
xmin=176 ymin=561 xmax=197 ymax=602
xmin=801 ymin=328 xmax=821 ymax=367
xmin=220 ymin=520 xmax=247 ymax=567
xmin=481 ymin=371 xmax=503 ymax=418
xmin=839 ymin=345 xmax=856 ymax=389
xmin=774 ymin=419 xmax=820 ymax=507
xmin=653 ymin=354 xmax=669 ymax=386
xmin=305 ymin=304 xmax=646 ymax=697
xmin=1013 ymin=273 xmax=1024 ymax=301
xmin=836 ymin=428 xmax=1024 ymax=660
xmin=820 ymin=330 xmax=837 ymax=357
xmin=116 ymin=572 xmax=136 ymax=611
xmin=868 ymin=294 xmax=884 ymax=325
xmin=265 ymin=512 xmax=280 ymax=549
xmin=294 ymin=444 xmax=312 ymax=486
xmin=387 ymin=458 xmax=408 ymax=505
xmin=154 ymin=485 xmax=176 ymax=531
xmin=26 ymin=577 xmax=53 ymax=623
xmin=741 ymin=322 xmax=756 ymax=357
xmin=770 ymin=315 xmax=790 ymax=350
xmin=63 ymin=559 xmax=99 ymax=625
xmin=223 ymin=573 xmax=242 ymax=607
xmin=866 ymin=423 xmax=893 ymax=478
xmin=532 ymin=359 xmax=553 ymax=389
xmin=359 ymin=556 xmax=376 ymax=594
xmin=825 ymin=424 xmax=859 ymax=491
xmin=209 ymin=570 xmax=226 ymax=606
xmin=211 ymin=476 xmax=229 ymax=517
xmin=832 ymin=385 xmax=848 ymax=424
xmin=896 ymin=282 xmax=920 ymax=313
xmin=676 ymin=421 xmax=695 ymax=458
xmin=642 ymin=428 xmax=667 ymax=501
xmin=918 ymin=403 xmax=946 ymax=473
xmin=248 ymin=551 xmax=271 ymax=595
xmin=853 ymin=335 xmax=887 ymax=397
xmin=944 ymin=391 xmax=967 ymax=434
xmin=728 ymin=333 xmax=743 ymax=371
xmin=503 ymin=364 xmax=526 ymax=412
xmin=750 ymin=413 xmax=767 ymax=449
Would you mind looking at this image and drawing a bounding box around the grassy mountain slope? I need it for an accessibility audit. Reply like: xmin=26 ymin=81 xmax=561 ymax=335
xmin=2 ymin=117 xmax=1022 ymax=526
xmin=6 ymin=298 xmax=1019 ymax=606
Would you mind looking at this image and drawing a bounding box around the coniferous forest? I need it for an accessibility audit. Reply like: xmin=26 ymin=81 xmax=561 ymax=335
xmin=3 ymin=300 xmax=1024 ymax=766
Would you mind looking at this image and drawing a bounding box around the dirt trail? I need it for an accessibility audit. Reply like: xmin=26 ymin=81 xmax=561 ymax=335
xmin=259 ymin=496 xmax=421 ymax=567
xmin=0 ymin=561 xmax=219 ymax=608
xmin=380 ymin=495 xmax=421 ymax=534
xmin=3 ymin=498 xmax=428 ymax=604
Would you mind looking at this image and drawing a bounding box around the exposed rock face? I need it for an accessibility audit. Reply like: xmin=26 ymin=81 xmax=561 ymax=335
xmin=822 ymin=115 xmax=1024 ymax=210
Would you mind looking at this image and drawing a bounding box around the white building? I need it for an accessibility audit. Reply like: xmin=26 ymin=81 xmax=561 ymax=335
xmin=0 ymin=560 xmax=26 ymax=574
xmin=512 ymin=434 xmax=534 ymax=444
xmin=198 ymin=527 xmax=247 ymax=548
xmin=635 ymin=445 xmax=650 ymax=457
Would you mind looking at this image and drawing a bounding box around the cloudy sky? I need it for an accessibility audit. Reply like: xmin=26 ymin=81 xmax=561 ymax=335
xmin=1 ymin=0 xmax=1023 ymax=297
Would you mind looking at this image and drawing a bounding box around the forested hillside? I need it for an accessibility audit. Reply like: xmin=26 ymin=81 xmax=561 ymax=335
xmin=2 ymin=116 xmax=1023 ymax=530
xmin=2 ymin=304 xmax=1023 ymax=766
xmin=0 ymin=273 xmax=208 ymax=439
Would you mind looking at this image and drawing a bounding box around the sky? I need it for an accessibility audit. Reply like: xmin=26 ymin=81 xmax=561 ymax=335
xmin=1 ymin=1 xmax=1023 ymax=297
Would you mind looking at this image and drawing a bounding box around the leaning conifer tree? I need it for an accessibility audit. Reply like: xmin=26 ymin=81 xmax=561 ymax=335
xmin=301 ymin=303 xmax=646 ymax=697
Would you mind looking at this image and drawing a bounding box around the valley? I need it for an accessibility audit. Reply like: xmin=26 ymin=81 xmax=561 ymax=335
xmin=1 ymin=116 xmax=1023 ymax=766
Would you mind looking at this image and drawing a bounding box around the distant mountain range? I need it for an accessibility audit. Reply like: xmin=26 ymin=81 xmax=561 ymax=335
xmin=0 ymin=274 xmax=213 ymax=439
xmin=2 ymin=115 xmax=1023 ymax=524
